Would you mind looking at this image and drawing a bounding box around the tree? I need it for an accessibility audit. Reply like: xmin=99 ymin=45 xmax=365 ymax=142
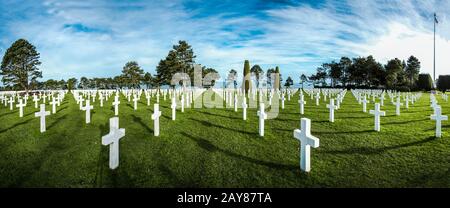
xmin=274 ymin=66 xmax=281 ymax=90
xmin=266 ymin=68 xmax=276 ymax=87
xmin=1 ymin=39 xmax=42 ymax=92
xmin=312 ymin=65 xmax=327 ymax=86
xmin=202 ymin=67 xmax=219 ymax=88
xmin=326 ymin=61 xmax=342 ymax=87
xmin=300 ymin=73 xmax=308 ymax=89
xmin=242 ymin=60 xmax=251 ymax=94
xmin=142 ymin=72 xmax=153 ymax=89
xmin=339 ymin=57 xmax=352 ymax=86
xmin=156 ymin=40 xmax=196 ymax=86
xmin=405 ymin=55 xmax=420 ymax=89
xmin=365 ymin=56 xmax=385 ymax=87
xmin=417 ymin=73 xmax=433 ymax=91
xmin=227 ymin=69 xmax=238 ymax=89
xmin=437 ymin=75 xmax=450 ymax=92
xmin=285 ymin=76 xmax=293 ymax=88
xmin=385 ymin=58 xmax=403 ymax=89
xmin=79 ymin=77 xmax=89 ymax=89
xmin=250 ymin=65 xmax=264 ymax=88
xmin=122 ymin=61 xmax=144 ymax=88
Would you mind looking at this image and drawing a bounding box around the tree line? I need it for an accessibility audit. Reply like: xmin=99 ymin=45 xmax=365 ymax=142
xmin=0 ymin=39 xmax=217 ymax=91
xmin=302 ymin=55 xmax=425 ymax=91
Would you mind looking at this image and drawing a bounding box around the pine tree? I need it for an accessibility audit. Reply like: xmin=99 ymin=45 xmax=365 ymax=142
xmin=1 ymin=39 xmax=42 ymax=92
xmin=242 ymin=60 xmax=251 ymax=94
xmin=122 ymin=61 xmax=144 ymax=88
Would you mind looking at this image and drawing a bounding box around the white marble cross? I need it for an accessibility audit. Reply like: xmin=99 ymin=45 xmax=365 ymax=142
xmin=293 ymin=118 xmax=319 ymax=172
xmin=146 ymin=95 xmax=151 ymax=106
xmin=151 ymin=104 xmax=162 ymax=136
xmin=281 ymin=94 xmax=285 ymax=109
xmin=102 ymin=117 xmax=125 ymax=169
xmin=181 ymin=95 xmax=185 ymax=113
xmin=35 ymin=104 xmax=50 ymax=133
xmin=99 ymin=94 xmax=104 ymax=107
xmin=395 ymin=97 xmax=403 ymax=116
xmin=112 ymin=96 xmax=120 ymax=116
xmin=33 ymin=95 xmax=39 ymax=108
xmin=133 ymin=94 xmax=139 ymax=110
xmin=50 ymin=96 xmax=57 ymax=114
xmin=81 ymin=100 xmax=93 ymax=124
xmin=315 ymin=93 xmax=320 ymax=106
xmin=298 ymin=94 xmax=306 ymax=115
xmin=257 ymin=103 xmax=267 ymax=136
xmin=369 ymin=103 xmax=386 ymax=132
xmin=78 ymin=95 xmax=84 ymax=110
xmin=405 ymin=95 xmax=409 ymax=109
xmin=326 ymin=99 xmax=337 ymax=122
xmin=8 ymin=97 xmax=14 ymax=110
xmin=171 ymin=97 xmax=176 ymax=121
xmin=430 ymin=106 xmax=448 ymax=138
xmin=362 ymin=95 xmax=369 ymax=112
xmin=242 ymin=97 xmax=248 ymax=120
xmin=234 ymin=94 xmax=238 ymax=112
xmin=16 ymin=99 xmax=26 ymax=117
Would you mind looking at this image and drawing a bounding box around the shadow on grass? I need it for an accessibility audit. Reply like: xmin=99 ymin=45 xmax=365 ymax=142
xmin=182 ymin=132 xmax=298 ymax=171
xmin=197 ymin=110 xmax=241 ymax=120
xmin=316 ymin=129 xmax=374 ymax=134
xmin=0 ymin=118 xmax=33 ymax=134
xmin=94 ymin=123 xmax=109 ymax=188
xmin=48 ymin=115 xmax=68 ymax=130
xmin=0 ymin=110 xmax=17 ymax=117
xmin=56 ymin=106 xmax=68 ymax=114
xmin=384 ymin=118 xmax=429 ymax=125
xmin=322 ymin=136 xmax=435 ymax=155
xmin=131 ymin=115 xmax=153 ymax=134
xmin=189 ymin=118 xmax=258 ymax=136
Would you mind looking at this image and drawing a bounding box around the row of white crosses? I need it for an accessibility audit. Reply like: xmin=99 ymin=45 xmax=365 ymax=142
xmin=430 ymin=94 xmax=448 ymax=138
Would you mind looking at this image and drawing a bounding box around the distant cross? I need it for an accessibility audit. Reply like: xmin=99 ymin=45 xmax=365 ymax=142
xmin=16 ymin=99 xmax=26 ymax=117
xmin=369 ymin=103 xmax=386 ymax=132
xmin=380 ymin=94 xmax=385 ymax=106
xmin=242 ymin=97 xmax=248 ymax=120
xmin=296 ymin=91 xmax=305 ymax=112
xmin=133 ymin=94 xmax=139 ymax=110
xmin=81 ymin=100 xmax=94 ymax=124
xmin=281 ymin=94 xmax=285 ymax=109
xmin=35 ymin=104 xmax=50 ymax=133
xmin=171 ymin=97 xmax=176 ymax=121
xmin=395 ymin=97 xmax=403 ymax=116
xmin=315 ymin=93 xmax=320 ymax=106
xmin=42 ymin=94 xmax=47 ymax=104
xmin=112 ymin=96 xmax=120 ymax=116
xmin=181 ymin=94 xmax=185 ymax=113
xmin=50 ymin=96 xmax=57 ymax=114
xmin=326 ymin=99 xmax=337 ymax=122
xmin=99 ymin=93 xmax=104 ymax=107
xmin=405 ymin=95 xmax=409 ymax=109
xmin=257 ymin=103 xmax=267 ymax=136
xmin=234 ymin=94 xmax=238 ymax=112
xmin=362 ymin=95 xmax=369 ymax=112
xmin=8 ymin=97 xmax=14 ymax=110
xmin=146 ymin=95 xmax=151 ymax=106
xmin=102 ymin=117 xmax=125 ymax=169
xmin=78 ymin=95 xmax=84 ymax=110
xmin=293 ymin=118 xmax=319 ymax=172
xmin=151 ymin=104 xmax=162 ymax=136
xmin=156 ymin=93 xmax=160 ymax=103
xmin=430 ymin=106 xmax=448 ymax=138
xmin=33 ymin=94 xmax=39 ymax=108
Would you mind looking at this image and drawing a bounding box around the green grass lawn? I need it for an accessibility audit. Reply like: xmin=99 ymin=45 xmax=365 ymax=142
xmin=0 ymin=91 xmax=449 ymax=187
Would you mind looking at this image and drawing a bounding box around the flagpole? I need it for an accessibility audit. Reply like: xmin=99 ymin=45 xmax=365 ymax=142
xmin=433 ymin=13 xmax=436 ymax=84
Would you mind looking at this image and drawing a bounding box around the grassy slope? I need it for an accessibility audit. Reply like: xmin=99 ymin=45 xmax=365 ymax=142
xmin=0 ymin=91 xmax=449 ymax=188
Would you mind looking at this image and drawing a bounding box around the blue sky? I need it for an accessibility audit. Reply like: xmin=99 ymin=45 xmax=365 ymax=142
xmin=0 ymin=0 xmax=449 ymax=83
